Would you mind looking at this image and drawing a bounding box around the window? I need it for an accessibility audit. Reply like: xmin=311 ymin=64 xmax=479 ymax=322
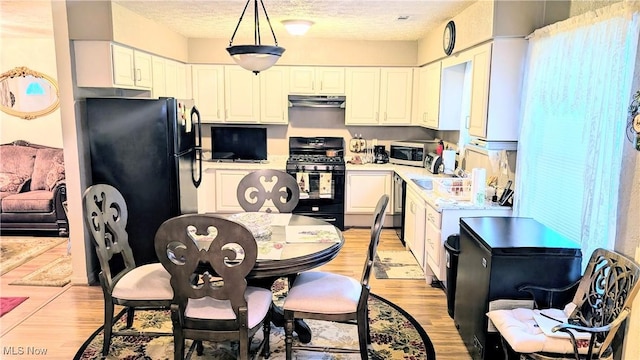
xmin=513 ymin=5 xmax=640 ymax=267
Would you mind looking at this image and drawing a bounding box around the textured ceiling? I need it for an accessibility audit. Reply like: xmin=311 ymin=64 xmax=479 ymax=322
xmin=113 ymin=0 xmax=476 ymax=41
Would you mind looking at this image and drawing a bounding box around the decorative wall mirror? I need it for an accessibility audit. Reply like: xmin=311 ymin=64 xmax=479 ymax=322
xmin=0 ymin=66 xmax=60 ymax=120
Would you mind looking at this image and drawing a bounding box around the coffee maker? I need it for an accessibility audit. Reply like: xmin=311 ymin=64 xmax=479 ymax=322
xmin=374 ymin=145 xmax=389 ymax=164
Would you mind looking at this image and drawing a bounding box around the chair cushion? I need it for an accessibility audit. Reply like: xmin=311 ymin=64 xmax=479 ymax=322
xmin=1 ymin=190 xmax=53 ymax=212
xmin=112 ymin=263 xmax=173 ymax=301
xmin=487 ymin=308 xmax=595 ymax=355
xmin=185 ymin=287 xmax=272 ymax=329
xmin=283 ymin=271 xmax=362 ymax=314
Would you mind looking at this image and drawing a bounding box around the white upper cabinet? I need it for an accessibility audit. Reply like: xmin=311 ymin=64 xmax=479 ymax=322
xmin=224 ymin=66 xmax=260 ymax=123
xmin=289 ymin=67 xmax=345 ymax=95
xmin=152 ymin=57 xmax=190 ymax=99
xmin=345 ymin=67 xmax=413 ymax=126
xmin=417 ymin=63 xmax=441 ymax=128
xmin=191 ymin=65 xmax=289 ymax=124
xmin=191 ymin=65 xmax=225 ymax=123
xmin=345 ymin=68 xmax=380 ymax=125
xmin=379 ymin=68 xmax=413 ymax=125
xmin=74 ymin=41 xmax=152 ymax=89
xmin=467 ymin=39 xmax=528 ymax=141
xmin=260 ymin=67 xmax=289 ymax=124
xmin=133 ymin=50 xmax=153 ymax=88
xmin=151 ymin=56 xmax=166 ymax=98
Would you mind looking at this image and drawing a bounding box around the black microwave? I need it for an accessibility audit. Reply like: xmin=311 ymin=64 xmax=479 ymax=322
xmin=389 ymin=140 xmax=438 ymax=167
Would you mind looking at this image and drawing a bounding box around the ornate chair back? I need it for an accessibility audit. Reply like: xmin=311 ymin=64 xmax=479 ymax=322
xmin=83 ymin=184 xmax=173 ymax=356
xmin=237 ymin=169 xmax=300 ymax=213
xmin=154 ymin=214 xmax=272 ymax=359
xmin=361 ymin=194 xmax=389 ymax=287
xmin=84 ymin=183 xmax=135 ymax=288
xmin=566 ymin=248 xmax=640 ymax=358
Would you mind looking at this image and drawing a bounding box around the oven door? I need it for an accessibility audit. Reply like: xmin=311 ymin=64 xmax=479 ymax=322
xmin=287 ymin=168 xmax=345 ymax=230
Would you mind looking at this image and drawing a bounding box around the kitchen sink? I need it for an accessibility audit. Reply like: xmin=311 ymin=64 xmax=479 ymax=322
xmin=411 ymin=178 xmax=433 ymax=191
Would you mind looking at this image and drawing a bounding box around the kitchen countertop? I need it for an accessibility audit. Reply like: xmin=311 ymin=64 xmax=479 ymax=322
xmin=202 ymin=155 xmax=511 ymax=213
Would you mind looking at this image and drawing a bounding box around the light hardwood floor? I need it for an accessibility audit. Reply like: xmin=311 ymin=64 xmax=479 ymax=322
xmin=0 ymin=229 xmax=472 ymax=359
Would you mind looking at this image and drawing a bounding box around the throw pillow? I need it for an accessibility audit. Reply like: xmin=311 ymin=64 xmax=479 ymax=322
xmin=31 ymin=148 xmax=64 ymax=191
xmin=0 ymin=172 xmax=27 ymax=193
xmin=45 ymin=151 xmax=65 ymax=190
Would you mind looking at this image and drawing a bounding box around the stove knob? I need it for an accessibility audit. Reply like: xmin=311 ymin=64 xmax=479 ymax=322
xmin=327 ymin=165 xmax=333 ymax=171
xmin=314 ymin=165 xmax=318 ymax=171
xmin=301 ymin=165 xmax=306 ymax=171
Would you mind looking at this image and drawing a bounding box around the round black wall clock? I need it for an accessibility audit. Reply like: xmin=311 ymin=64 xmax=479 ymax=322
xmin=443 ymin=20 xmax=456 ymax=56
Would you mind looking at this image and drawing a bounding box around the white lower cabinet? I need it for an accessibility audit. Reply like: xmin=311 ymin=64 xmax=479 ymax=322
xmin=345 ymin=171 xmax=392 ymax=213
xmin=404 ymin=185 xmax=427 ymax=272
xmin=214 ymin=170 xmax=251 ymax=213
xmin=425 ymin=206 xmax=512 ymax=286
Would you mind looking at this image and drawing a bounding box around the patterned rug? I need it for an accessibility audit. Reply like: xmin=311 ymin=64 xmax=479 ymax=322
xmin=10 ymin=255 xmax=72 ymax=287
xmin=0 ymin=297 xmax=29 ymax=317
xmin=374 ymin=250 xmax=425 ymax=279
xmin=74 ymin=280 xmax=435 ymax=360
xmin=0 ymin=236 xmax=68 ymax=276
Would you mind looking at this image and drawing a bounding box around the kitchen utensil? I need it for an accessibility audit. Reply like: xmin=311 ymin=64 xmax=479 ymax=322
xmin=498 ymin=180 xmax=513 ymax=204
xmin=326 ymin=149 xmax=343 ymax=157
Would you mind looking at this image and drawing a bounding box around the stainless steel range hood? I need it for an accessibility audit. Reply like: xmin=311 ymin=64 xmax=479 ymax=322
xmin=288 ymin=95 xmax=346 ymax=108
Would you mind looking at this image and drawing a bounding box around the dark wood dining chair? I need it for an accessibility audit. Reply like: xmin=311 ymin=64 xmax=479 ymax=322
xmin=154 ymin=213 xmax=272 ymax=360
xmin=237 ymin=169 xmax=300 ymax=213
xmin=282 ymin=194 xmax=389 ymax=359
xmin=487 ymin=248 xmax=640 ymax=360
xmin=83 ymin=184 xmax=173 ymax=356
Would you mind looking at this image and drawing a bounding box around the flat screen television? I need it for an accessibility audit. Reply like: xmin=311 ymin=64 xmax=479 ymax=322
xmin=210 ymin=126 xmax=267 ymax=161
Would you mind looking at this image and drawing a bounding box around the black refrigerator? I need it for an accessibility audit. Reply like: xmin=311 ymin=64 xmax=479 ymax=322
xmin=84 ymin=97 xmax=202 ymax=268
xmin=454 ymin=217 xmax=582 ymax=360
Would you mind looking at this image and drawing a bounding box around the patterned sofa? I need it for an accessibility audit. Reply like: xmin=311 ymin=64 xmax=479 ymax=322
xmin=0 ymin=140 xmax=68 ymax=236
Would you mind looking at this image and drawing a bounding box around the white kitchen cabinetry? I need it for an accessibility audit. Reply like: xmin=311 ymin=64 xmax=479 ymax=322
xmin=214 ymin=170 xmax=251 ymax=213
xmin=404 ymin=185 xmax=427 ymax=272
xmin=260 ymin=67 xmax=289 ymax=124
xmin=151 ymin=56 xmax=166 ymax=98
xmin=151 ymin=57 xmax=190 ymax=99
xmin=345 ymin=67 xmax=413 ymax=126
xmin=466 ymin=39 xmax=528 ymax=141
xmin=224 ymin=66 xmax=260 ymax=123
xmin=425 ymin=206 xmax=512 ymax=285
xmin=191 ymin=65 xmax=225 ymax=123
xmin=74 ymin=41 xmax=152 ymax=89
xmin=198 ymin=169 xmax=216 ymax=213
xmin=289 ymin=67 xmax=345 ymax=95
xmin=345 ymin=171 xmax=392 ymax=213
xmin=416 ymin=63 xmax=440 ymax=128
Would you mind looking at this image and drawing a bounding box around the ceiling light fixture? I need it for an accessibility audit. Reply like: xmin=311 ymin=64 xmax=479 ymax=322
xmin=281 ymin=20 xmax=314 ymax=36
xmin=226 ymin=0 xmax=285 ymax=75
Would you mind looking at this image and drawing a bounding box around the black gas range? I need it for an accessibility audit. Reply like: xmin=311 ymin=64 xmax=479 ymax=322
xmin=286 ymin=137 xmax=345 ymax=230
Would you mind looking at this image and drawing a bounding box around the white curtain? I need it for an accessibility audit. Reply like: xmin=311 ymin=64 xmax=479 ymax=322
xmin=514 ymin=2 xmax=640 ymax=266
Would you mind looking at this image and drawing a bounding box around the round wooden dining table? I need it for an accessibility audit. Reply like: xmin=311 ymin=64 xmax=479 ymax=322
xmin=213 ymin=212 xmax=345 ymax=343
xmin=246 ymin=213 xmax=344 ymax=279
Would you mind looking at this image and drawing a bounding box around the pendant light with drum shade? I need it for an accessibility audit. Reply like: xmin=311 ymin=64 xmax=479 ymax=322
xmin=226 ymin=0 xmax=285 ymax=75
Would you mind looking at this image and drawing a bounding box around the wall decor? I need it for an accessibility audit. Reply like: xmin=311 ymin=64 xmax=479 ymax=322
xmin=627 ymin=89 xmax=640 ymax=151
xmin=0 ymin=66 xmax=60 ymax=120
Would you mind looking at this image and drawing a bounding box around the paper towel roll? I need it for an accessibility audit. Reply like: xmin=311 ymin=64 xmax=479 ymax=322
xmin=471 ymin=168 xmax=486 ymax=205
xmin=442 ymin=150 xmax=456 ymax=174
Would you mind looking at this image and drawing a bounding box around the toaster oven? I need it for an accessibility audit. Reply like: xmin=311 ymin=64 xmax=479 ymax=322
xmin=389 ymin=140 xmax=438 ymax=167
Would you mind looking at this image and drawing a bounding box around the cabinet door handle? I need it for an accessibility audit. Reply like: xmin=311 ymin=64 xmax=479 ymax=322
xmin=465 ymin=115 xmax=470 ymax=129
xmin=482 ymin=258 xmax=487 ymax=268
xmin=136 ymin=68 xmax=141 ymax=81
xmin=312 ymin=81 xmax=315 ymax=91
xmin=320 ymin=80 xmax=323 ymax=90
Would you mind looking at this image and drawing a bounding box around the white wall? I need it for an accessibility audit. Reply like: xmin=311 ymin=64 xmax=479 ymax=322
xmin=0 ymin=37 xmax=63 ymax=147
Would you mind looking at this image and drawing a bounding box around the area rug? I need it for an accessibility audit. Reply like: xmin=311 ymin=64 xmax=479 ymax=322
xmin=374 ymin=250 xmax=425 ymax=279
xmin=10 ymin=255 xmax=72 ymax=287
xmin=73 ymin=293 xmax=435 ymax=359
xmin=0 ymin=297 xmax=29 ymax=317
xmin=0 ymin=236 xmax=68 ymax=276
